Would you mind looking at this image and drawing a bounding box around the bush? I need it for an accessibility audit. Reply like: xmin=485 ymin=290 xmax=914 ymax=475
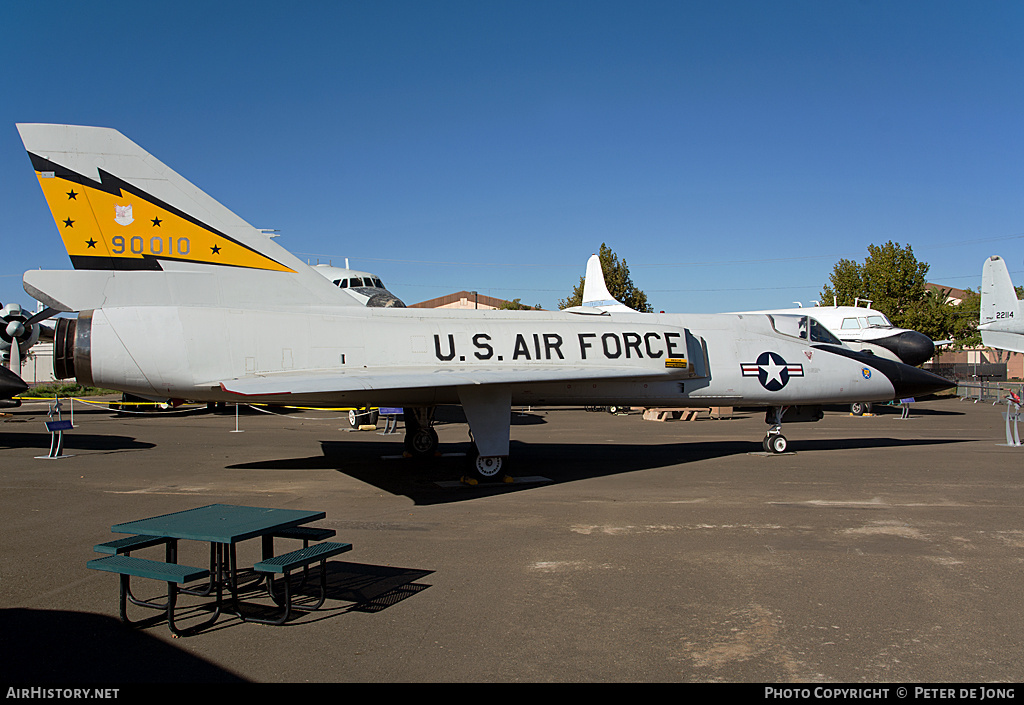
xmin=18 ymin=383 xmax=118 ymax=398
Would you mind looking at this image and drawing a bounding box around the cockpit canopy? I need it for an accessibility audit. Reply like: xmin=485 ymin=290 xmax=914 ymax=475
xmin=768 ymin=314 xmax=843 ymax=346
xmin=840 ymin=314 xmax=893 ymax=330
xmin=332 ymin=276 xmax=386 ymax=290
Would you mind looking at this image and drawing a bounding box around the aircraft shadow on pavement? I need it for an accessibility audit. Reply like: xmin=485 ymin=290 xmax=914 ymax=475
xmin=0 ymin=608 xmax=247 ymax=683
xmin=230 ymin=435 xmax=967 ymax=506
xmin=0 ymin=431 xmax=155 ymax=452
xmin=820 ymin=403 xmax=966 ymax=417
xmin=433 ymin=406 xmax=548 ymax=426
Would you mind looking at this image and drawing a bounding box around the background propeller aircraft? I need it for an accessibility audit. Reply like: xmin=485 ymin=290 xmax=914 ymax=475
xmin=1 ymin=301 xmax=57 ymax=374
xmin=15 ymin=124 xmax=953 ymax=478
xmin=311 ymin=262 xmax=406 ymax=308
xmin=0 ymin=299 xmax=56 ymax=408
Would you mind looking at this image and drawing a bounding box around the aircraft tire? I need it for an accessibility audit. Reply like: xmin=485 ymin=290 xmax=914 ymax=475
xmin=766 ymin=434 xmax=788 ymax=454
xmin=405 ymin=427 xmax=439 ymax=458
xmin=349 ymin=408 xmax=380 ymax=428
xmin=474 ymin=455 xmax=505 ymax=480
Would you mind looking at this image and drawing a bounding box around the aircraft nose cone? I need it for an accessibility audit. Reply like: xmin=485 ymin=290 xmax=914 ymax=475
xmin=0 ymin=365 xmax=28 ymax=400
xmin=870 ymin=330 xmax=935 ymax=366
xmin=816 ymin=344 xmax=954 ymax=399
xmin=893 ymin=331 xmax=935 ymax=367
xmin=885 ymin=363 xmax=953 ymax=399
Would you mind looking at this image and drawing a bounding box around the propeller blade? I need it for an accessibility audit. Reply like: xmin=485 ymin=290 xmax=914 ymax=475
xmin=26 ymin=306 xmax=58 ymax=326
xmin=10 ymin=335 xmax=19 ymax=374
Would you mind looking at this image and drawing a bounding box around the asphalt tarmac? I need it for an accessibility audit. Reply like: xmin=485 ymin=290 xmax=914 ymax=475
xmin=1 ymin=395 xmax=1022 ymax=684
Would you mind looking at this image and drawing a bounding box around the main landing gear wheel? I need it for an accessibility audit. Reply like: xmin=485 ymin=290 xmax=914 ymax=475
xmin=849 ymin=402 xmax=873 ymax=416
xmin=474 ymin=455 xmax=505 ymax=479
xmin=348 ymin=408 xmax=379 ymax=428
xmin=763 ymin=433 xmax=788 ymax=454
xmin=404 ymin=427 xmax=439 ymax=458
xmin=403 ymin=406 xmax=438 ymax=458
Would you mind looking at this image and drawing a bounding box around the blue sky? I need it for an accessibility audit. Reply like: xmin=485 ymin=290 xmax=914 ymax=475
xmin=1 ymin=0 xmax=1022 ymax=313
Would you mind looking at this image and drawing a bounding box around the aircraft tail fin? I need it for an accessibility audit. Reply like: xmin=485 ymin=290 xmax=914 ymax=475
xmin=581 ymin=254 xmax=638 ymax=313
xmin=980 ymin=255 xmax=1024 ymax=353
xmin=17 ymin=123 xmax=354 ymax=308
xmin=981 ymin=255 xmax=1020 ymax=325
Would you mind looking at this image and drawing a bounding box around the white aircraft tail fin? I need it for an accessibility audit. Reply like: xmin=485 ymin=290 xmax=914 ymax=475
xmin=981 ymin=255 xmax=1020 ymax=324
xmin=17 ymin=123 xmax=354 ymax=309
xmin=980 ymin=255 xmax=1024 ymax=353
xmin=580 ymin=254 xmax=637 ymax=313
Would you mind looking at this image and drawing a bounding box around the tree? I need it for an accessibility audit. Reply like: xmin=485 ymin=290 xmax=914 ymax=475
xmin=819 ymin=242 xmax=989 ymax=350
xmin=819 ymin=241 xmax=929 ymax=329
xmin=558 ymin=243 xmax=653 ymax=312
xmin=818 ymin=258 xmax=864 ymax=308
xmin=901 ymin=287 xmax=970 ymax=348
xmin=499 ymin=298 xmax=541 ymax=311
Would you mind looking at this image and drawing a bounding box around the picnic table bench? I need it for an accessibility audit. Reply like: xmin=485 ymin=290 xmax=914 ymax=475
xmin=94 ymin=534 xmax=172 ymax=555
xmin=250 ymin=542 xmax=352 ymax=625
xmin=86 ymin=554 xmax=217 ymax=635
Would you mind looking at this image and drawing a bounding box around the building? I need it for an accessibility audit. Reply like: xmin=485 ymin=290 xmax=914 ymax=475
xmin=409 ymin=291 xmax=520 ymax=310
xmin=10 ymin=342 xmax=55 ymax=385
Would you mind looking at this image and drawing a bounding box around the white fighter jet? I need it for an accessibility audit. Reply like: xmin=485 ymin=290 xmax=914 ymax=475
xmin=979 ymin=255 xmax=1024 ymax=353
xmin=15 ymin=124 xmax=952 ymax=479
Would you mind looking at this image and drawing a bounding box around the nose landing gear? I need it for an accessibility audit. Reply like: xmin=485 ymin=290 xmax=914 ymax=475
xmin=763 ymin=429 xmax=788 ymax=454
xmin=761 ymin=405 xmax=823 ymax=454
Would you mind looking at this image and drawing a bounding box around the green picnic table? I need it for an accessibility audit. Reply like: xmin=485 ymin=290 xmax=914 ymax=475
xmin=88 ymin=504 xmax=350 ymax=634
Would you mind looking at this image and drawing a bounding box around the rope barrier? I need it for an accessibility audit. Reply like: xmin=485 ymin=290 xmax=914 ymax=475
xmin=13 ymin=395 xmax=380 ymax=421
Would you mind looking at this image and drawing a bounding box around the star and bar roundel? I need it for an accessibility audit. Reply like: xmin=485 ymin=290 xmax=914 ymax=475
xmin=741 ymin=352 xmax=804 ymax=392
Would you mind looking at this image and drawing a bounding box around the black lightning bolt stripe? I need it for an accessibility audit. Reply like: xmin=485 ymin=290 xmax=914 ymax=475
xmin=28 ymin=151 xmax=289 ymax=273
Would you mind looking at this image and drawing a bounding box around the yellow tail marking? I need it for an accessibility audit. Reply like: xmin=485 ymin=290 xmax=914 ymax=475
xmin=35 ymin=171 xmax=295 ymax=273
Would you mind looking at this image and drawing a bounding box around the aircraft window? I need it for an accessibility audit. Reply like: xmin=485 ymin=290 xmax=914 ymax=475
xmin=768 ymin=315 xmax=842 ymax=345
xmin=866 ymin=315 xmax=891 ymax=328
xmin=373 ymin=278 xmax=384 ymax=288
xmin=767 ymin=314 xmax=808 ymax=340
xmin=333 ymin=280 xmax=342 ymax=287
xmin=808 ymin=318 xmax=843 ymax=345
xmin=337 ymin=279 xmax=348 ymax=288
xmin=841 ymin=318 xmax=861 ymax=329
xmin=350 ymin=277 xmax=364 ymax=288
